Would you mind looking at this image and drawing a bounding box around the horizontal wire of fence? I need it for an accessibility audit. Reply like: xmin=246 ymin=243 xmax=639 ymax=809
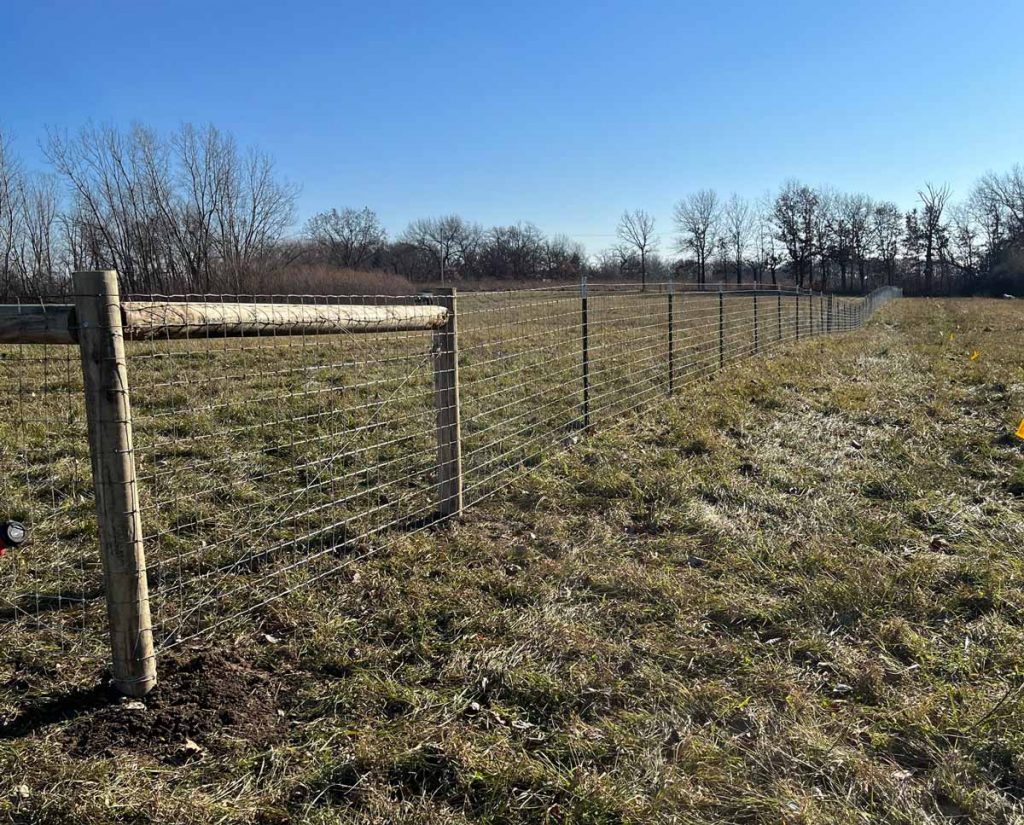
xmin=0 ymin=278 xmax=901 ymax=692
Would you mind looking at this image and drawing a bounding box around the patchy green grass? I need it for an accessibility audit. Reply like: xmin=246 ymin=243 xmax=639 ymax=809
xmin=1 ymin=296 xmax=1023 ymax=823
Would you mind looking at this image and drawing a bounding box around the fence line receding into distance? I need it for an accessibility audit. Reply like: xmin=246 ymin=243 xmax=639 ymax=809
xmin=0 ymin=273 xmax=901 ymax=695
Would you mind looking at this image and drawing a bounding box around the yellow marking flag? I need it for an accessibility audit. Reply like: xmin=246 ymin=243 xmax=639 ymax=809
xmin=1017 ymin=419 xmax=1024 ymax=440
xmin=970 ymin=350 xmax=980 ymax=361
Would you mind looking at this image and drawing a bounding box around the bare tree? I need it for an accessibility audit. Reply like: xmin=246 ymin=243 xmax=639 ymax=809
xmin=968 ymin=183 xmax=1004 ymax=274
xmin=948 ymin=202 xmax=980 ymax=282
xmin=826 ymin=192 xmax=851 ymax=291
xmin=46 ymin=124 xmax=163 ymax=292
xmin=773 ymin=181 xmax=818 ymax=288
xmin=544 ymin=234 xmax=586 ymax=280
xmin=844 ymin=194 xmax=873 ymax=292
xmin=603 ymin=242 xmax=639 ymax=279
xmin=673 ymin=190 xmax=720 ymax=287
xmin=616 ymin=209 xmax=657 ymax=289
xmin=750 ymin=194 xmax=780 ymax=285
xmin=214 ymin=144 xmax=298 ymax=291
xmin=15 ymin=172 xmax=62 ymax=293
xmin=46 ymin=123 xmax=296 ymax=294
xmin=871 ymin=201 xmax=902 ymax=286
xmin=478 ymin=222 xmax=546 ymax=280
xmin=401 ymin=215 xmax=481 ymax=283
xmin=976 ymin=165 xmax=1024 ymax=237
xmin=918 ymin=183 xmax=951 ymax=295
xmin=0 ymin=128 xmax=22 ymax=295
xmin=903 ymin=209 xmax=924 ymax=286
xmin=305 ymin=207 xmax=387 ymax=269
xmin=722 ymin=194 xmax=752 ymax=284
xmin=813 ymin=187 xmax=838 ymax=291
xmin=715 ymin=236 xmax=729 ymax=284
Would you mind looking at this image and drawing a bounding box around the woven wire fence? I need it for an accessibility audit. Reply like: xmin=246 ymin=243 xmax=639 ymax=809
xmin=125 ymin=294 xmax=444 ymax=649
xmin=0 ymin=308 xmax=101 ymax=671
xmin=0 ymin=281 xmax=900 ymax=683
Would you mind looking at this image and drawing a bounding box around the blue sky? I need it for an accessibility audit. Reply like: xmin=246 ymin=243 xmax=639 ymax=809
xmin=3 ymin=0 xmax=1023 ymax=252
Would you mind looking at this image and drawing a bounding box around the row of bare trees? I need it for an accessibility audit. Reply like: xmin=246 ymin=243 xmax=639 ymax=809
xmin=3 ymin=120 xmax=1022 ymax=296
xmin=0 ymin=132 xmax=63 ymax=296
xmin=302 ymin=210 xmax=587 ymax=284
xmin=608 ymin=174 xmax=1024 ymax=295
xmin=0 ymin=123 xmax=298 ymax=296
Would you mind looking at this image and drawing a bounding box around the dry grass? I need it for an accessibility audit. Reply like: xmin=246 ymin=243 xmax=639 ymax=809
xmin=1 ymin=297 xmax=1022 ymax=823
xmin=275 ymin=265 xmax=419 ymax=296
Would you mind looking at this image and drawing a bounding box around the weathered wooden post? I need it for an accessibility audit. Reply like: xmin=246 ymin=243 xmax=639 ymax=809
xmin=432 ymin=287 xmax=463 ymax=519
xmin=795 ymin=289 xmax=801 ymax=340
xmin=827 ymin=294 xmax=833 ymax=333
xmin=777 ymin=290 xmax=782 ymax=341
xmin=718 ymin=286 xmax=725 ymax=368
xmin=73 ymin=270 xmax=157 ymax=697
xmin=667 ymin=277 xmax=675 ymax=395
xmin=581 ymin=275 xmax=590 ymax=427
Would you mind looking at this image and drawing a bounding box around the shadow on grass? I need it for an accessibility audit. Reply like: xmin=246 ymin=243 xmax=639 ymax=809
xmin=0 ymin=682 xmax=119 ymax=740
xmin=0 ymin=589 xmax=103 ymax=620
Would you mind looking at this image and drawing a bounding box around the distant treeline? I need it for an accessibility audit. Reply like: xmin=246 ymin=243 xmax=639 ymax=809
xmin=1 ymin=122 xmax=1022 ymax=297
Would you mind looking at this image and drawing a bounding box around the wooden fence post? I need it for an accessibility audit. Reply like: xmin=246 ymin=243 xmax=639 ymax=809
xmin=718 ymin=287 xmax=725 ymax=368
xmin=73 ymin=270 xmax=156 ymax=697
xmin=795 ymin=289 xmax=801 ymax=340
xmin=777 ymin=290 xmax=782 ymax=341
xmin=432 ymin=287 xmax=463 ymax=519
xmin=581 ymin=276 xmax=590 ymax=427
xmin=667 ymin=278 xmax=674 ymax=395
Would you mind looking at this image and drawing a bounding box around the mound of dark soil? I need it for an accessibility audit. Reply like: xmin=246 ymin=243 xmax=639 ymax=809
xmin=60 ymin=649 xmax=287 ymax=761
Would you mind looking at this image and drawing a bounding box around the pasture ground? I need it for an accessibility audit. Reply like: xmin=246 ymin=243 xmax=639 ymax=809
xmin=1 ymin=297 xmax=1022 ymax=824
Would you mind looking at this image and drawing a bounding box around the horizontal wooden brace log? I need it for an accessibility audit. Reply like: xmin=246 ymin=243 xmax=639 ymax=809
xmin=119 ymin=301 xmax=449 ymax=339
xmin=0 ymin=301 xmax=449 ymax=345
xmin=0 ymin=305 xmax=77 ymax=345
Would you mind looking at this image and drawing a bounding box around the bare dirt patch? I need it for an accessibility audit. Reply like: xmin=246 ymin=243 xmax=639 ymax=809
xmin=59 ymin=648 xmax=287 ymax=761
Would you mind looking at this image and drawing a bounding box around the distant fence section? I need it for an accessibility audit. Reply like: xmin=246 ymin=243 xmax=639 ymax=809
xmin=0 ymin=274 xmax=901 ymax=695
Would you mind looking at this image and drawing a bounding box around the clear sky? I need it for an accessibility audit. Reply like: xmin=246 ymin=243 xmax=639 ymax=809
xmin=3 ymin=0 xmax=1023 ymax=252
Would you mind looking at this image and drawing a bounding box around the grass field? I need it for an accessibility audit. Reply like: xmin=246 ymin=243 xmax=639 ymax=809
xmin=1 ymin=295 xmax=1021 ymax=823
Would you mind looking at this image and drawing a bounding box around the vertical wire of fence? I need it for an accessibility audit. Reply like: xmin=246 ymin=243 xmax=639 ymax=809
xmin=0 ymin=279 xmax=901 ymax=691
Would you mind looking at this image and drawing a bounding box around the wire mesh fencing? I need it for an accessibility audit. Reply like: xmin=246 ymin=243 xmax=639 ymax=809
xmin=0 ymin=299 xmax=104 ymax=674
xmin=0 ymin=277 xmax=901 ymax=691
xmin=125 ymin=295 xmax=446 ymax=652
